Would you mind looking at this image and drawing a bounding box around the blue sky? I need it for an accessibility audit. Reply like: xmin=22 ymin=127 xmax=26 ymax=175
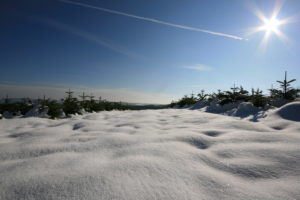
xmin=1 ymin=0 xmax=300 ymax=103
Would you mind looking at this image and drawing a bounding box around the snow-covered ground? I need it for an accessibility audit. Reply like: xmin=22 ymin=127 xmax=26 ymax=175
xmin=0 ymin=103 xmax=300 ymax=200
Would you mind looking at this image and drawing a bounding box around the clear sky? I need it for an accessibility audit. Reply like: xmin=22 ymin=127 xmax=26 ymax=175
xmin=1 ymin=0 xmax=300 ymax=104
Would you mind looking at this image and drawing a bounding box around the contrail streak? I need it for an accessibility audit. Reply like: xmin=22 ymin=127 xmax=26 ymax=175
xmin=57 ymin=0 xmax=244 ymax=40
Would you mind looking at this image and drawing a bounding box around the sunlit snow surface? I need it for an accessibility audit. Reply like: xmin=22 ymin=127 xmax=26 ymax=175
xmin=0 ymin=107 xmax=300 ymax=199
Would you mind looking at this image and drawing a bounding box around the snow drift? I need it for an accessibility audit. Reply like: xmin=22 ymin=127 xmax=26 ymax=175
xmin=24 ymin=104 xmax=49 ymax=118
xmin=274 ymin=101 xmax=300 ymax=122
xmin=0 ymin=107 xmax=299 ymax=200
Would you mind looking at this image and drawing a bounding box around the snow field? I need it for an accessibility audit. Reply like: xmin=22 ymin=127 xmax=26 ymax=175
xmin=0 ymin=105 xmax=299 ymax=200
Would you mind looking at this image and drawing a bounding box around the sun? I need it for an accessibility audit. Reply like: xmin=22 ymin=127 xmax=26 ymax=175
xmin=246 ymin=1 xmax=294 ymax=52
xmin=250 ymin=15 xmax=286 ymax=52
xmin=255 ymin=15 xmax=285 ymax=39
xmin=262 ymin=17 xmax=281 ymax=33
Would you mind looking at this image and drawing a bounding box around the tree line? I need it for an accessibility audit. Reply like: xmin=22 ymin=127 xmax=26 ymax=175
xmin=169 ymin=71 xmax=300 ymax=108
xmin=0 ymin=90 xmax=166 ymax=119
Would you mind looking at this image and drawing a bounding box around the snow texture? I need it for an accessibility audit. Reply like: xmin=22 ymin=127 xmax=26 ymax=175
xmin=273 ymin=101 xmax=300 ymax=122
xmin=190 ymin=100 xmax=209 ymax=110
xmin=201 ymin=101 xmax=240 ymax=114
xmin=24 ymin=104 xmax=49 ymax=118
xmin=0 ymin=105 xmax=299 ymax=200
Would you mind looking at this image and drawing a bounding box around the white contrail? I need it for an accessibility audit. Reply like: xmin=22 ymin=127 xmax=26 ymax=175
xmin=57 ymin=0 xmax=244 ymax=40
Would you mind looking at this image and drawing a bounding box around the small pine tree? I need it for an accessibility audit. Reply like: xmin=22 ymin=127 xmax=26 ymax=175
xmin=236 ymin=86 xmax=249 ymax=101
xmin=65 ymin=89 xmax=74 ymax=99
xmin=276 ymin=71 xmax=298 ymax=100
xmin=197 ymin=90 xmax=208 ymax=101
xmin=63 ymin=89 xmax=81 ymax=115
xmin=230 ymin=84 xmax=239 ymax=95
xmin=250 ymin=88 xmax=267 ymax=107
xmin=45 ymin=101 xmax=63 ymax=119
xmin=5 ymin=94 xmax=9 ymax=104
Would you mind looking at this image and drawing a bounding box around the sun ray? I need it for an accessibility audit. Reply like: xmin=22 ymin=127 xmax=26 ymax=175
xmin=271 ymin=0 xmax=284 ymax=19
xmin=280 ymin=13 xmax=300 ymax=25
xmin=258 ymin=31 xmax=271 ymax=53
xmin=246 ymin=0 xmax=296 ymax=52
xmin=274 ymin=29 xmax=292 ymax=46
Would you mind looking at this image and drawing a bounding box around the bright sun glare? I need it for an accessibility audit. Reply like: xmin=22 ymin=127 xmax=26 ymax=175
xmin=247 ymin=0 xmax=294 ymax=52
xmin=262 ymin=18 xmax=281 ymax=33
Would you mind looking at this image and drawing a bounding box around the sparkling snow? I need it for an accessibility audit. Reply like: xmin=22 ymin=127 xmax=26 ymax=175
xmin=0 ymin=103 xmax=300 ymax=200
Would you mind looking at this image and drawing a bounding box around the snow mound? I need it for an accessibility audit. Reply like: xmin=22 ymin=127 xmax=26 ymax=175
xmin=24 ymin=104 xmax=49 ymax=118
xmin=274 ymin=102 xmax=300 ymax=122
xmin=0 ymin=109 xmax=299 ymax=200
xmin=204 ymin=101 xmax=239 ymax=113
xmin=190 ymin=101 xmax=209 ymax=110
xmin=229 ymin=102 xmax=259 ymax=118
xmin=2 ymin=111 xmax=13 ymax=119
